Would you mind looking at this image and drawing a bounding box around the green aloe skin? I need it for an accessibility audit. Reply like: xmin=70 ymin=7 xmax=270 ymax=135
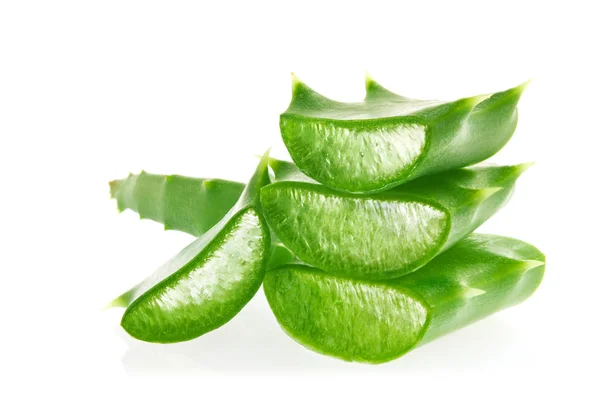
xmin=262 ymin=162 xmax=531 ymax=279
xmin=281 ymin=75 xmax=528 ymax=193
xmin=107 ymin=154 xmax=272 ymax=343
xmin=109 ymin=173 xmax=244 ymax=237
xmin=264 ymin=234 xmax=545 ymax=364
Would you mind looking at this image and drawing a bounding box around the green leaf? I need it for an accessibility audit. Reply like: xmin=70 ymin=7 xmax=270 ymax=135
xmin=264 ymin=233 xmax=545 ymax=364
xmin=260 ymin=163 xmax=531 ymax=279
xmin=110 ymin=174 xmax=245 ymax=237
xmin=280 ymin=75 xmax=529 ymax=193
xmin=109 ymin=159 xmax=304 ymax=237
xmin=107 ymin=153 xmax=272 ymax=343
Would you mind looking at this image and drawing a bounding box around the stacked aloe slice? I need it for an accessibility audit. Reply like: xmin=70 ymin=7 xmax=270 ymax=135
xmin=107 ymin=76 xmax=544 ymax=363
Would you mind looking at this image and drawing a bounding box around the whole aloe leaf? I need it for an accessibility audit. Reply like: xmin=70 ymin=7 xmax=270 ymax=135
xmin=107 ymin=153 xmax=271 ymax=343
xmin=261 ymin=162 xmax=531 ymax=279
xmin=264 ymin=233 xmax=545 ymax=364
xmin=280 ymin=75 xmax=528 ymax=193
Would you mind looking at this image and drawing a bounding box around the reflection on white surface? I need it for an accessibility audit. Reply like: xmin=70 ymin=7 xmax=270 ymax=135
xmin=118 ymin=291 xmax=521 ymax=374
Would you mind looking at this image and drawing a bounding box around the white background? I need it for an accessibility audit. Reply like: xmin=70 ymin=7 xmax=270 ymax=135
xmin=1 ymin=1 xmax=598 ymax=400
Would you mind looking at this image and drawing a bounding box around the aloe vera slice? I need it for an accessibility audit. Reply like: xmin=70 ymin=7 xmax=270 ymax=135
xmin=107 ymin=154 xmax=271 ymax=343
xmin=261 ymin=162 xmax=530 ymax=279
xmin=281 ymin=75 xmax=528 ymax=193
xmin=264 ymin=233 xmax=545 ymax=363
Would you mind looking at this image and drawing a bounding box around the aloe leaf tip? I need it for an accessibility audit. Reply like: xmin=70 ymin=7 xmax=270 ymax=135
xmin=364 ymin=72 xmax=377 ymax=89
xmin=108 ymin=180 xmax=119 ymax=198
xmin=517 ymin=78 xmax=533 ymax=94
xmin=287 ymin=74 xmax=335 ymax=109
xmin=103 ymin=292 xmax=131 ymax=310
xmin=290 ymin=72 xmax=301 ymax=86
xmin=290 ymin=72 xmax=309 ymax=96
xmin=520 ymin=259 xmax=545 ymax=272
xmin=515 ymin=161 xmax=535 ymax=175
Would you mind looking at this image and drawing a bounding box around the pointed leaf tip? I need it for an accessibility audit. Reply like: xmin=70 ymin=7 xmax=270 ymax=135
xmin=251 ymin=150 xmax=271 ymax=182
xmin=109 ymin=180 xmax=119 ymax=198
xmin=240 ymin=148 xmax=272 ymax=205
xmin=514 ymin=162 xmax=535 ymax=176
xmin=290 ymin=73 xmax=308 ymax=95
xmin=363 ymin=75 xmax=407 ymax=101
xmin=259 ymin=149 xmax=272 ymax=182
xmin=501 ymin=79 xmax=532 ymax=101
xmin=291 ymin=72 xmax=300 ymax=87
xmin=103 ymin=294 xmax=129 ymax=310
xmin=516 ymin=78 xmax=533 ymax=94
xmin=260 ymin=148 xmax=271 ymax=165
xmin=287 ymin=74 xmax=334 ymax=109
xmin=364 ymin=73 xmax=386 ymax=94
xmin=365 ymin=72 xmax=377 ymax=89
xmin=520 ymin=259 xmax=545 ymax=272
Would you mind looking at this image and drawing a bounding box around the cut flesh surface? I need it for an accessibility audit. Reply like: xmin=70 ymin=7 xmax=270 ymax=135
xmin=120 ymin=208 xmax=268 ymax=343
xmin=261 ymin=163 xmax=530 ymax=279
xmin=264 ymin=234 xmax=545 ymax=363
xmin=261 ymin=183 xmax=448 ymax=279
xmin=281 ymin=117 xmax=427 ymax=192
xmin=264 ymin=266 xmax=429 ymax=363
